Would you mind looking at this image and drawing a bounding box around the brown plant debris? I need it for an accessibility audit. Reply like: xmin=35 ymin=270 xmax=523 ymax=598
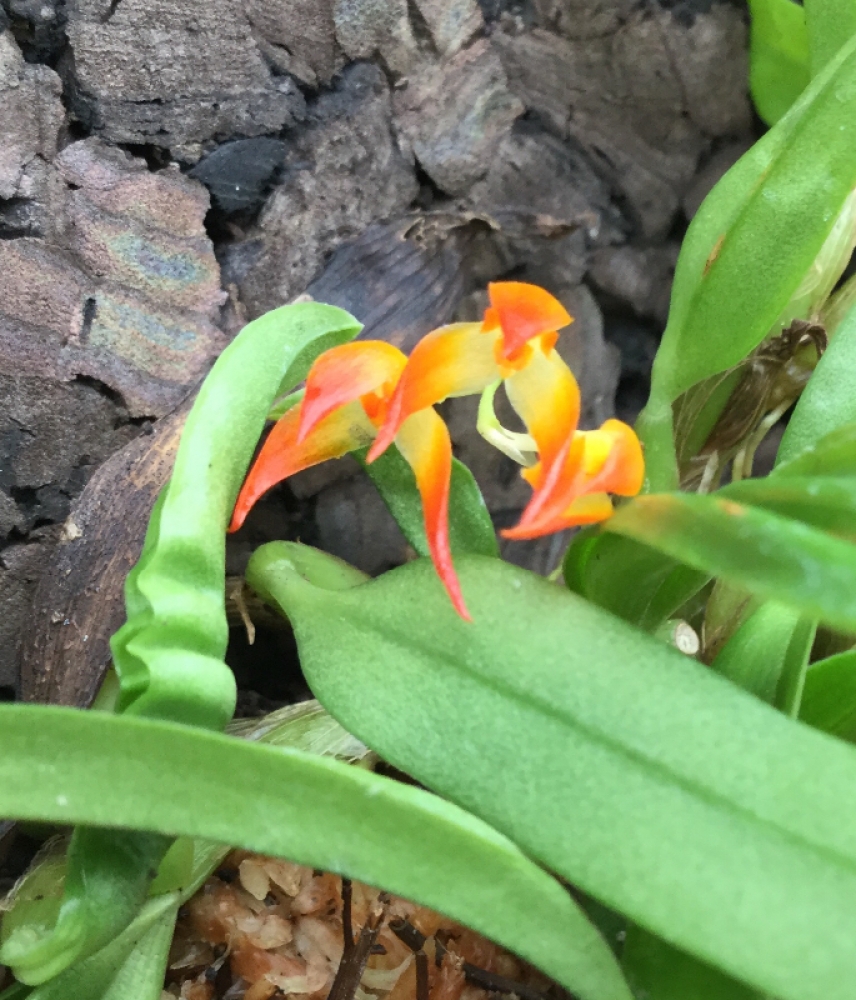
xmin=165 ymin=852 xmax=556 ymax=1000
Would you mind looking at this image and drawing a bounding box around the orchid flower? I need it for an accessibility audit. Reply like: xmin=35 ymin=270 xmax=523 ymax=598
xmin=229 ymin=282 xmax=644 ymax=620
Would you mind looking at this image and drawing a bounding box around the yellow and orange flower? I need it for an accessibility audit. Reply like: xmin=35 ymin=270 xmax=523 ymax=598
xmin=229 ymin=282 xmax=644 ymax=619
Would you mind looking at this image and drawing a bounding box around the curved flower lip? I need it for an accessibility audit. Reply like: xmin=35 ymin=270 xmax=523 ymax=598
xmin=502 ymin=419 xmax=644 ymax=540
xmin=487 ymin=281 xmax=573 ymax=359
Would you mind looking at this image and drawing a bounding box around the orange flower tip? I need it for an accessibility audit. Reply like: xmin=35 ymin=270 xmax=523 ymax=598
xmin=487 ymin=282 xmax=573 ymax=358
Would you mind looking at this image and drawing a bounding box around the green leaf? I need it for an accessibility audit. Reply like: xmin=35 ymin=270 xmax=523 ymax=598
xmin=801 ymin=650 xmax=856 ymax=739
xmin=709 ymin=601 xmax=815 ymax=715
xmin=111 ymin=301 xmax=362 ymax=729
xmin=248 ymin=544 xmax=856 ymax=1000
xmin=721 ymin=475 xmax=856 ymax=541
xmin=638 ymin=31 xmax=856 ymax=489
xmin=748 ymin=0 xmax=810 ymax=125
xmin=359 ymin=447 xmax=498 ymax=559
xmin=621 ymin=926 xmax=762 ymax=1000
xmin=20 ymin=304 xmax=365 ymax=986
xmin=563 ymin=529 xmax=708 ymax=632
xmin=773 ymin=420 xmax=856 ymax=478
xmin=606 ymin=492 xmax=856 ymax=632
xmin=804 ymin=0 xmax=856 ymax=77
xmin=778 ymin=303 xmax=856 ymax=465
xmin=7 ymin=896 xmax=179 ymax=1000
xmin=0 ymin=705 xmax=628 ymax=1000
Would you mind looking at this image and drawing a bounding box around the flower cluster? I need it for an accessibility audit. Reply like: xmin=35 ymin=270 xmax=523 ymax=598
xmin=230 ymin=283 xmax=643 ymax=619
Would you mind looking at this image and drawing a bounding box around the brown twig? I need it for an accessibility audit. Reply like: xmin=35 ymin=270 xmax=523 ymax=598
xmin=327 ymin=893 xmax=389 ymax=1000
xmin=341 ymin=878 xmax=354 ymax=956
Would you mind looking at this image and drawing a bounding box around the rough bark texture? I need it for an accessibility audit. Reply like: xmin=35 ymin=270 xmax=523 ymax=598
xmin=0 ymin=0 xmax=755 ymax=700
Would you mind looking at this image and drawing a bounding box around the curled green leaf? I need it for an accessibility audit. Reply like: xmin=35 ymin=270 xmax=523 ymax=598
xmin=0 ymin=705 xmax=630 ymax=1000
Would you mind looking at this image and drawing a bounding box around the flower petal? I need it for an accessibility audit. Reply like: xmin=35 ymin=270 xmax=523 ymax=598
xmin=393 ymin=408 xmax=471 ymax=621
xmin=501 ymin=493 xmax=615 ymax=540
xmin=298 ymin=341 xmax=407 ymax=443
xmin=488 ymin=282 xmax=573 ymax=359
xmin=502 ymin=420 xmax=644 ymax=539
xmin=367 ymin=323 xmax=497 ymax=462
xmin=503 ymin=346 xmax=580 ymax=481
xmin=230 ymin=402 xmax=375 ymax=532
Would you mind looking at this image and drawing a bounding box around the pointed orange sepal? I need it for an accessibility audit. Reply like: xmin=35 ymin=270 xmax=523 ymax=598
xmin=298 ymin=341 xmax=407 ymax=443
xmin=367 ymin=323 xmax=496 ymax=463
xmin=503 ymin=419 xmax=644 ymax=539
xmin=229 ymin=402 xmax=375 ymax=532
xmin=394 ymin=408 xmax=471 ymax=621
xmin=488 ymin=282 xmax=572 ymax=360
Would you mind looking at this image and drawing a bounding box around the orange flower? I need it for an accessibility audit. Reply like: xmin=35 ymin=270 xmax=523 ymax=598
xmin=229 ymin=282 xmax=644 ymax=620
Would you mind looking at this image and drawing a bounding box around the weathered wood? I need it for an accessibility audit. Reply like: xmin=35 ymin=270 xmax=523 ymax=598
xmin=63 ymin=0 xmax=305 ymax=156
xmin=0 ymin=138 xmax=227 ymax=417
xmin=231 ymin=63 xmax=419 ymax=317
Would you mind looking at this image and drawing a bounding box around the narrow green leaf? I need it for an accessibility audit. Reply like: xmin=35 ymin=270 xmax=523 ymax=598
xmin=359 ymin=448 xmax=498 ymax=559
xmin=622 ymin=926 xmax=762 ymax=1000
xmin=563 ymin=530 xmax=708 ymax=632
xmin=748 ymin=0 xmax=810 ymax=124
xmin=774 ymin=421 xmax=856 ymax=478
xmin=710 ymin=601 xmax=815 ymax=715
xmin=248 ymin=544 xmax=856 ymax=1000
xmin=606 ymin=492 xmax=856 ymax=632
xmin=0 ymin=706 xmax=629 ymax=1000
xmin=721 ymin=476 xmax=856 ymax=540
xmin=801 ymin=650 xmax=856 ymax=739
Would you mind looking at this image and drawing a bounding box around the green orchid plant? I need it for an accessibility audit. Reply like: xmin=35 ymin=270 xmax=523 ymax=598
xmin=6 ymin=6 xmax=856 ymax=1000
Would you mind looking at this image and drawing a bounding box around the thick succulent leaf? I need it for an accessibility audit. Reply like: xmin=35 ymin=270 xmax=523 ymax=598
xmin=606 ymin=493 xmax=856 ymax=632
xmin=359 ymin=447 xmax=498 ymax=560
xmin=801 ymin=650 xmax=856 ymax=740
xmin=748 ymin=0 xmax=810 ymax=124
xmin=247 ymin=543 xmax=856 ymax=1000
xmin=0 ymin=705 xmax=629 ymax=1000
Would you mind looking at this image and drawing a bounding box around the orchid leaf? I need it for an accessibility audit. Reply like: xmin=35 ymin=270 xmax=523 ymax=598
xmin=804 ymin=0 xmax=856 ymax=77
xmin=638 ymin=31 xmax=856 ymax=490
xmin=606 ymin=493 xmax=856 ymax=633
xmin=801 ymin=650 xmax=856 ymax=740
xmin=0 ymin=705 xmax=629 ymax=1000
xmin=14 ymin=304 xmax=365 ymax=986
xmin=4 ymin=896 xmax=179 ymax=1000
xmin=709 ymin=600 xmax=815 ymax=715
xmin=621 ymin=927 xmax=762 ymax=1000
xmin=773 ymin=420 xmax=856 ymax=478
xmin=720 ymin=476 xmax=856 ymax=541
xmin=562 ymin=529 xmax=708 ymax=632
xmin=248 ymin=543 xmax=856 ymax=1000
xmin=359 ymin=447 xmax=498 ymax=560
xmin=748 ymin=0 xmax=809 ymax=124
